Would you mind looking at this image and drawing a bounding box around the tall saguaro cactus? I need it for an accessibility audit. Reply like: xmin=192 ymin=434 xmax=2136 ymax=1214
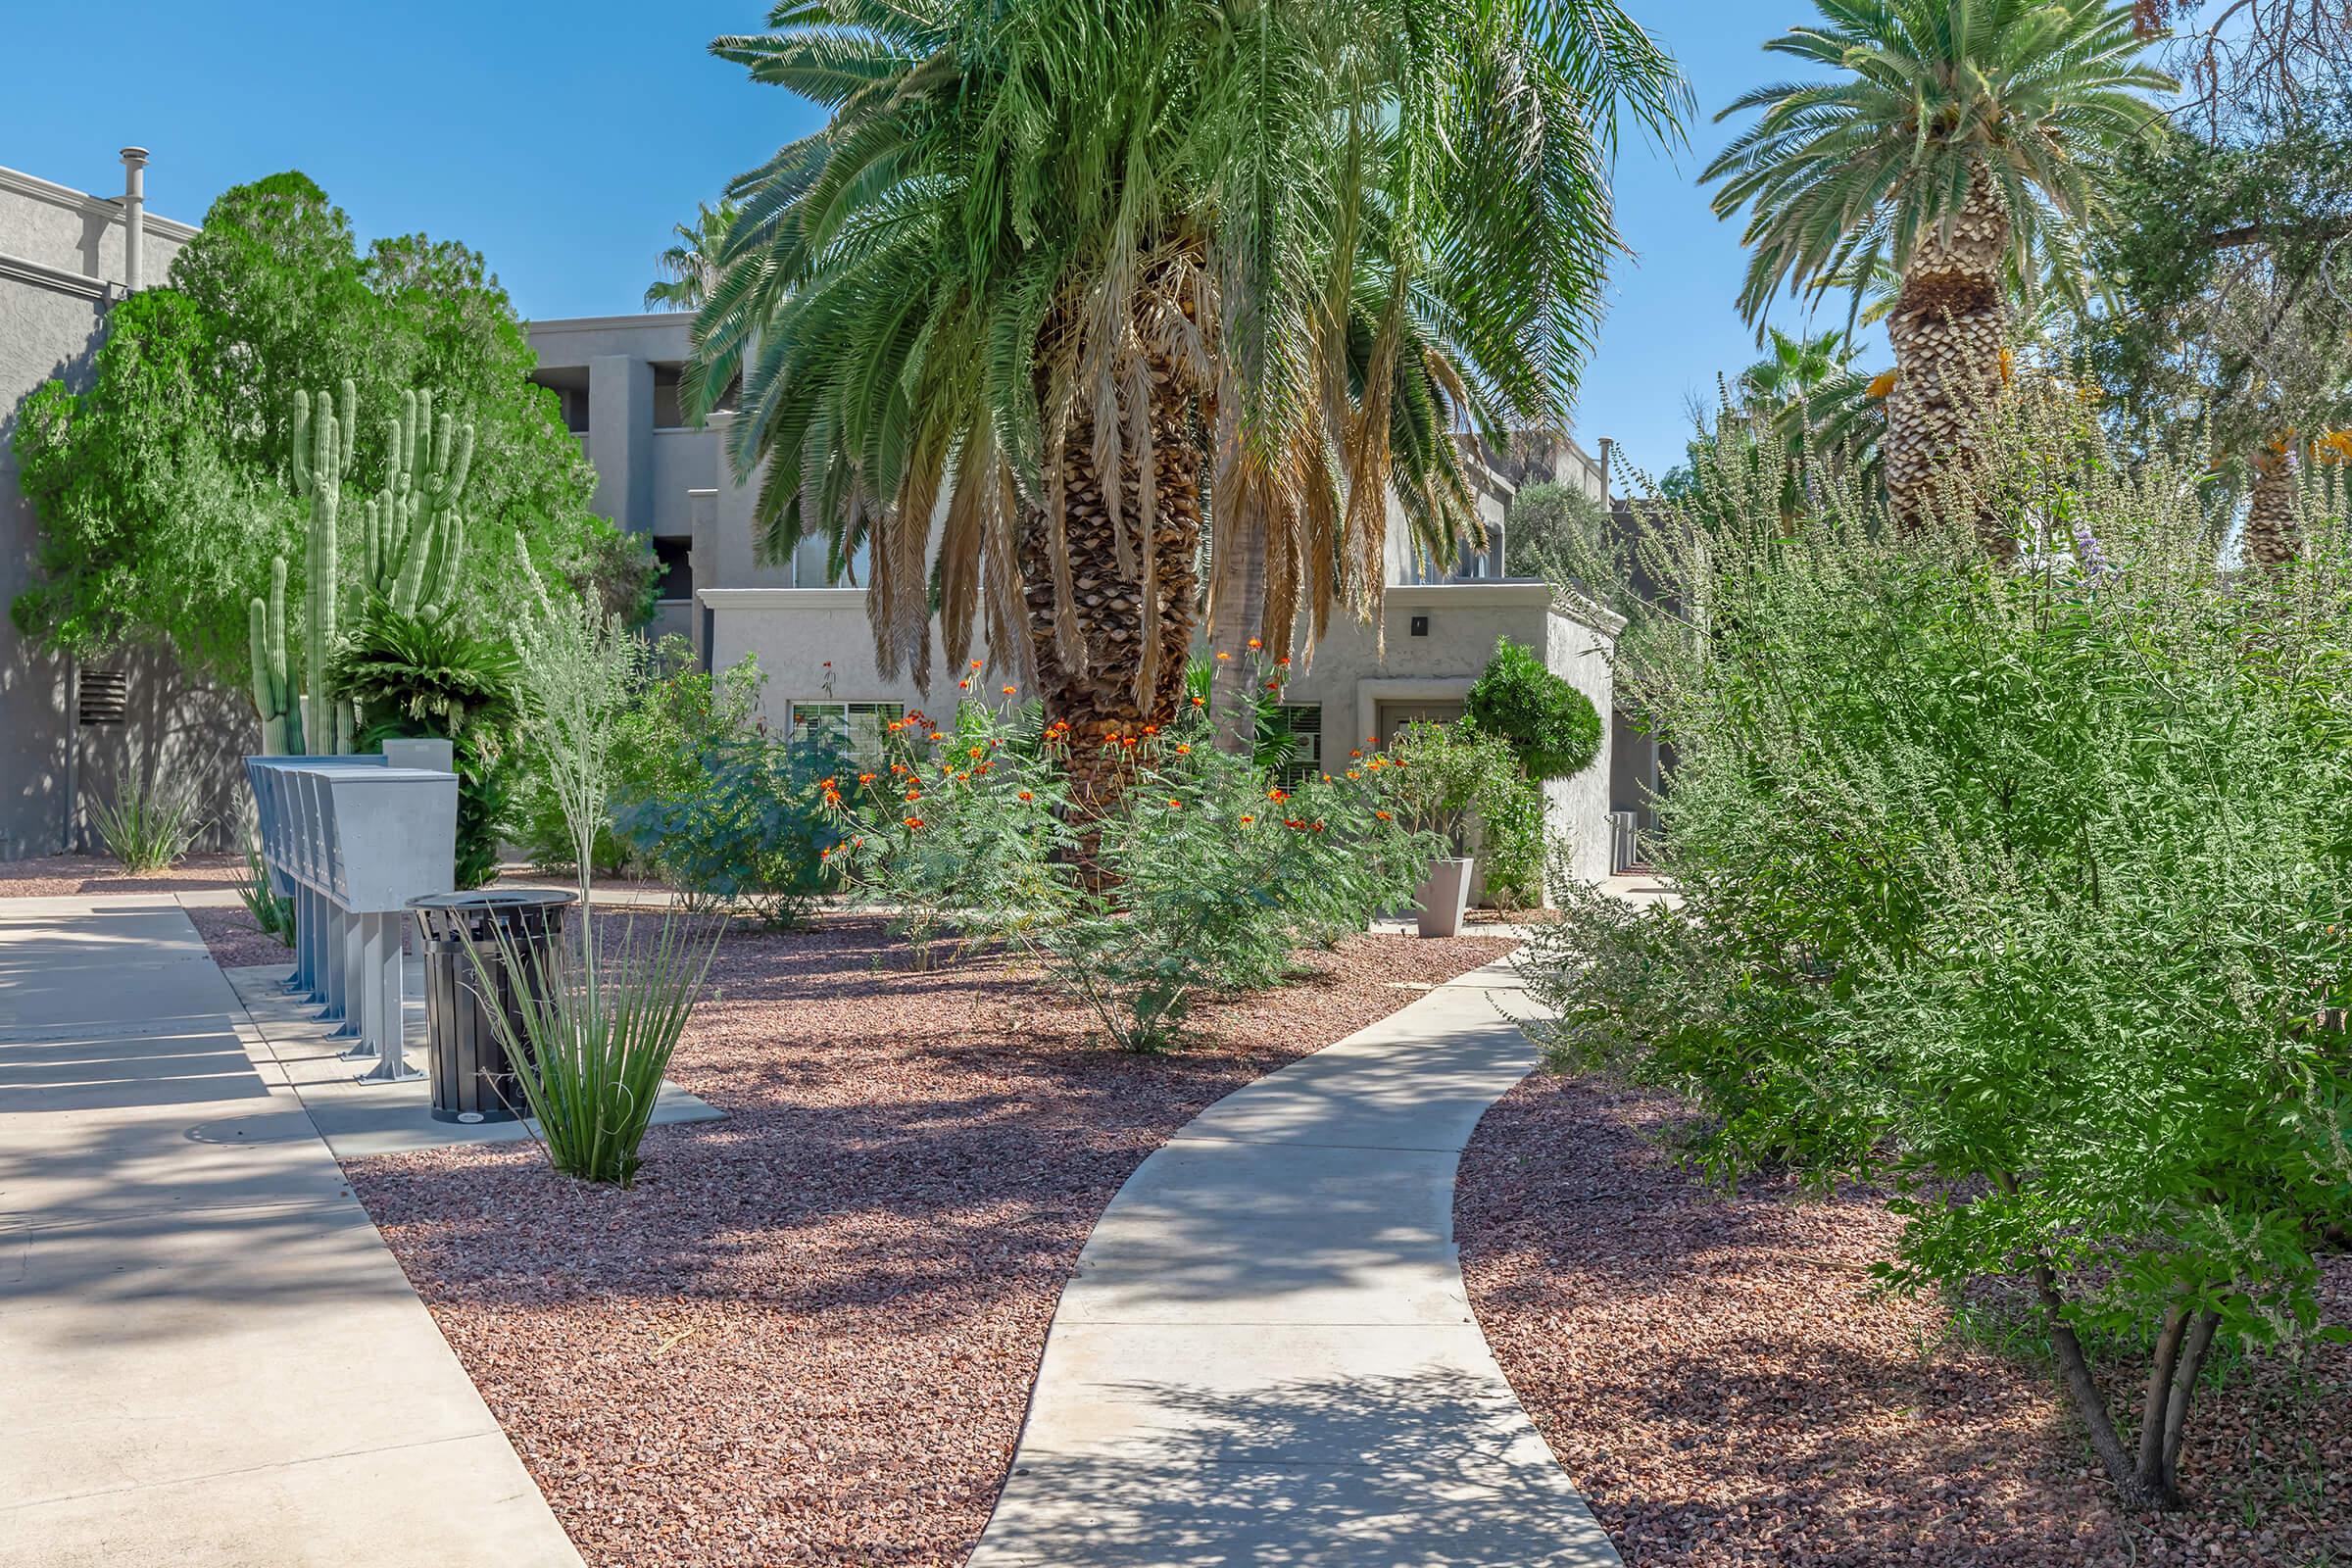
xmin=364 ymin=389 xmax=474 ymax=616
xmin=244 ymin=378 xmax=481 ymax=755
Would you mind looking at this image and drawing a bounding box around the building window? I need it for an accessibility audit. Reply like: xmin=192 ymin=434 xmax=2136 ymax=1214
xmin=788 ymin=701 xmax=905 ymax=762
xmin=654 ymin=537 xmax=692 ymax=603
xmin=653 ymin=364 xmax=685 ymax=428
xmin=1274 ymin=703 xmax=1321 ymax=781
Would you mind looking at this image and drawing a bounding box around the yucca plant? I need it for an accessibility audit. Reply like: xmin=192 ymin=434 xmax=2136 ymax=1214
xmin=461 ymin=912 xmax=722 ymax=1186
xmin=89 ymin=777 xmax=203 ymax=872
xmin=235 ymin=842 xmax=297 ymax=947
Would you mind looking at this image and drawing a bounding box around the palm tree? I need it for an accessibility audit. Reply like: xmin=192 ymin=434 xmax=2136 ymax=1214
xmin=643 ymin=201 xmax=738 ymax=313
xmin=1704 ymin=0 xmax=2172 ymax=546
xmin=690 ymin=0 xmax=1683 ymax=802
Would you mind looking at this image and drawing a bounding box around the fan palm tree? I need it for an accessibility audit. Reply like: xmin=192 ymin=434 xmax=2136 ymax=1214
xmin=689 ymin=0 xmax=1683 ymax=803
xmin=1704 ymin=0 xmax=2172 ymax=546
xmin=643 ymin=201 xmax=739 ymax=313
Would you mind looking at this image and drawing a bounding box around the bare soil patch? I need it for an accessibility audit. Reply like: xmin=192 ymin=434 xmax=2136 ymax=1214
xmin=1456 ymin=1070 xmax=2352 ymax=1568
xmin=342 ymin=917 xmax=1515 ymax=1567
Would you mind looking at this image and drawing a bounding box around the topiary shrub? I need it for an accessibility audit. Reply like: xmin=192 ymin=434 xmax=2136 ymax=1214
xmin=1465 ymin=638 xmax=1601 ymax=780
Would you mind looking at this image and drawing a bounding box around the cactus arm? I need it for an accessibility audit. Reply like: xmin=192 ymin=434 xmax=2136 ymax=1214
xmin=290 ymin=389 xmax=314 ymax=498
xmin=334 ymin=379 xmax=358 ymax=475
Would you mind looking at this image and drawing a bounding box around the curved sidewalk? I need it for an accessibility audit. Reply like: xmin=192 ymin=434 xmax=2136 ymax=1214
xmin=970 ymin=954 xmax=1619 ymax=1567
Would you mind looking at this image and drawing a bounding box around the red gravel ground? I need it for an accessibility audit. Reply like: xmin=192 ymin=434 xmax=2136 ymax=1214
xmin=341 ymin=916 xmax=1516 ymax=1567
xmin=1457 ymin=1071 xmax=2352 ymax=1568
xmin=0 ymin=851 xmax=246 ymax=899
xmin=185 ymin=904 xmax=296 ymax=970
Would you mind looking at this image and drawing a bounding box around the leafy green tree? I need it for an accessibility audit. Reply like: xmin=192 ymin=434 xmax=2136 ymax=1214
xmin=1705 ymin=0 xmax=2172 ymax=542
xmin=11 ymin=292 xmax=295 ymax=682
xmin=1502 ymin=482 xmax=1610 ymax=582
xmin=12 ymin=172 xmax=630 ymax=697
xmin=1465 ymin=637 xmax=1601 ymax=781
xmin=2082 ymin=89 xmax=2352 ymax=565
xmin=694 ymin=0 xmax=1684 ymax=803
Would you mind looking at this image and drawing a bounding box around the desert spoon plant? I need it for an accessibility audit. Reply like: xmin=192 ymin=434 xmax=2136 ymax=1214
xmin=475 ymin=540 xmax=719 ymax=1184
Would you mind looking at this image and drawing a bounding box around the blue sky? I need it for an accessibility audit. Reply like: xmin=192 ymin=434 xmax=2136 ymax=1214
xmin=4 ymin=0 xmax=1870 ymax=480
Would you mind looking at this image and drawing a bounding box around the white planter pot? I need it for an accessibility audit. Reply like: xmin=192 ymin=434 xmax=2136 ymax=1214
xmin=1414 ymin=857 xmax=1474 ymax=938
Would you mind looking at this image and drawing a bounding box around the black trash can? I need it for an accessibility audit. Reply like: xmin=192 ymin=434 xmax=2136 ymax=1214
xmin=408 ymin=890 xmax=578 ymax=1124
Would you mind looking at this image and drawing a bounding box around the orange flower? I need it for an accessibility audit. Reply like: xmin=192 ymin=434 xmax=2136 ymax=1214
xmin=1374 ymin=809 xmax=1392 ymax=821
xmin=1276 ymin=657 xmax=1291 ymax=667
xmin=1248 ymin=637 xmax=1262 ymax=650
xmin=1003 ymin=685 xmax=1017 ymax=696
xmin=1311 ymin=819 xmax=1326 ymax=833
xmin=1265 ymin=680 xmax=1281 ymax=691
xmin=1267 ymin=788 xmax=1290 ymax=802
xmin=1017 ymin=790 xmax=1034 ymax=802
xmin=851 ymin=836 xmax=864 ymax=849
xmin=820 ymin=777 xmax=837 ymax=790
xmin=1349 ymin=749 xmax=1363 ymax=760
xmin=1191 ymin=696 xmax=1205 ymax=707
xmin=968 ymin=746 xmax=985 ymax=759
xmin=903 ymin=816 xmax=925 ymax=829
xmin=858 ymin=772 xmax=877 ymax=785
xmin=1215 ymin=651 xmax=1232 ymax=662
xmin=970 ymin=659 xmax=984 ymax=669
xmin=1239 ymin=813 xmax=1256 ymax=825
xmin=904 ymin=789 xmax=922 ymax=802
xmin=1166 ymin=798 xmax=1182 ymax=809
xmin=1346 ymin=769 xmax=1360 ymax=780
xmin=1121 ymin=736 xmax=1139 ymax=748
xmin=958 ymin=679 xmax=971 ymax=691
xmin=1142 ymin=724 xmax=1158 ymax=736
xmin=1175 ymin=743 xmax=1192 ymax=755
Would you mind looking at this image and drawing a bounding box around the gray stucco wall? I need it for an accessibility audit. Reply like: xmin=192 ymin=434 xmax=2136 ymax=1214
xmin=1 ymin=162 xmax=223 ymax=860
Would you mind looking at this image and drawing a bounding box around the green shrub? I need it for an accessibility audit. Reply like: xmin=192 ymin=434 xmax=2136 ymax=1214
xmin=1387 ymin=718 xmax=1544 ymax=904
xmin=1521 ymin=406 xmax=2352 ymax=1511
xmin=830 ymin=681 xmax=1443 ymax=1047
xmin=612 ymin=734 xmax=837 ymax=926
xmin=1465 ymin=637 xmax=1600 ymax=780
xmin=331 ymin=600 xmax=521 ymax=889
xmin=89 ymin=776 xmax=203 ymax=872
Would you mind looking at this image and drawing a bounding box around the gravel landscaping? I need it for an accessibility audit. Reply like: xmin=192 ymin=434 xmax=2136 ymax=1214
xmin=0 ymin=852 xmax=246 ymax=899
xmin=326 ymin=913 xmax=1513 ymax=1567
xmin=1457 ymin=1070 xmax=2352 ymax=1568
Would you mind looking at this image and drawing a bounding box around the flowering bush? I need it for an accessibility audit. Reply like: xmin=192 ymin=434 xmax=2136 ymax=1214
xmin=829 ymin=668 xmax=1443 ymax=1047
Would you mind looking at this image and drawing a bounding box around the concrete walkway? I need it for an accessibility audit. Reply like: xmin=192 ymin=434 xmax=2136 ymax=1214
xmin=0 ymin=897 xmax=582 ymax=1568
xmin=970 ymin=953 xmax=1618 ymax=1567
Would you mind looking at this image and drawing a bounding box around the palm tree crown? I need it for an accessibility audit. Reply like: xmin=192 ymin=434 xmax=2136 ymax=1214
xmin=644 ymin=200 xmax=739 ymax=313
xmin=1706 ymin=0 xmax=2171 ymax=324
xmin=691 ymin=0 xmax=1683 ymax=751
xmin=1704 ymin=0 xmax=2170 ymax=539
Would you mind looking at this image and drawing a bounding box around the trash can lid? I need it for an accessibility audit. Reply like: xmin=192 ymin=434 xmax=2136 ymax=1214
xmin=407 ymin=888 xmax=580 ymax=911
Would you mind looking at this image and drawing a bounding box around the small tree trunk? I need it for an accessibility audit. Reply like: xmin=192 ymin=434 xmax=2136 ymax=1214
xmin=2160 ymin=1309 xmax=2222 ymax=1496
xmin=2036 ymin=1266 xmax=2158 ymax=1510
xmin=1207 ymin=515 xmax=1268 ymax=752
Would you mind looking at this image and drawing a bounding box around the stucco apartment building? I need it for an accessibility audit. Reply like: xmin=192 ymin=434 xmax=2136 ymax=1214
xmin=0 ymin=151 xmax=241 ymax=860
xmin=526 ymin=312 xmax=1647 ymax=884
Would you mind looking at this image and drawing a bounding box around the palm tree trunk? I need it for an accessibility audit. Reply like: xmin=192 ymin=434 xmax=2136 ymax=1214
xmin=2244 ymin=439 xmax=2299 ymax=568
xmin=1206 ymin=516 xmax=1267 ymax=751
xmin=1884 ymin=172 xmax=2012 ymax=550
xmin=1018 ymin=353 xmax=1204 ymax=816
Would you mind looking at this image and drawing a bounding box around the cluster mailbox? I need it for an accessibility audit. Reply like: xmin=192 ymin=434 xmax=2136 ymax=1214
xmin=245 ymin=751 xmax=458 ymax=1081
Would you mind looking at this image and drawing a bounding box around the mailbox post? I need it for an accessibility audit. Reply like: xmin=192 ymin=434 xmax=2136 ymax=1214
xmin=247 ymin=756 xmax=458 ymax=1083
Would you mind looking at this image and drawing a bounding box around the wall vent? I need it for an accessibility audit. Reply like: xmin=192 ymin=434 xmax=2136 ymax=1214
xmin=77 ymin=668 xmax=129 ymax=725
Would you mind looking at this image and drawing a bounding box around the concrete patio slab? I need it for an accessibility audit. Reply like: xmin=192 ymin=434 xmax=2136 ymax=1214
xmin=971 ymin=953 xmax=1618 ymax=1566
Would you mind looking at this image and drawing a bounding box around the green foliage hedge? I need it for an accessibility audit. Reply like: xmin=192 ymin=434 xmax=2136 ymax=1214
xmin=1465 ymin=638 xmax=1600 ymax=781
